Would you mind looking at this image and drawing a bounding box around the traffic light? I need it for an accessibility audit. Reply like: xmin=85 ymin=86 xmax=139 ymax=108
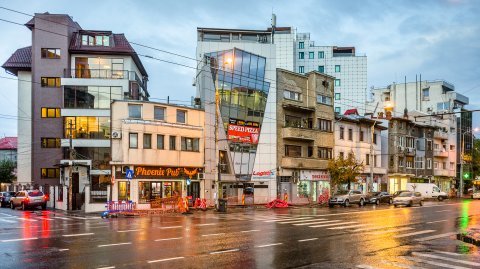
xmin=463 ymin=172 xmax=470 ymax=179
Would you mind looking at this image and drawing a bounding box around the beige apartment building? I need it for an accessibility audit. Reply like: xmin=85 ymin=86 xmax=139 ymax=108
xmin=110 ymin=100 xmax=204 ymax=209
xmin=276 ymin=69 xmax=335 ymax=203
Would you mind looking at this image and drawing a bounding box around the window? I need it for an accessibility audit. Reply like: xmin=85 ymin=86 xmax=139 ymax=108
xmin=157 ymin=135 xmax=164 ymax=149
xmin=41 ymin=138 xmax=60 ymax=148
xmin=427 ymin=158 xmax=432 ymax=169
xmin=64 ymin=86 xmax=123 ymax=109
xmin=143 ymin=134 xmax=152 ymax=149
xmin=41 ymin=168 xmax=60 ymax=179
xmin=129 ymin=133 xmax=138 ymax=148
xmin=176 ymin=110 xmax=186 ymax=123
xmin=335 ymin=93 xmax=341 ymax=100
xmin=284 ymin=90 xmax=302 ymax=101
xmin=335 ymin=107 xmax=341 ymax=113
xmin=318 ymin=147 xmax=332 ymax=159
xmin=450 ymin=162 xmax=455 ymax=170
xmin=339 ymin=127 xmax=345 ymax=139
xmin=442 ymin=162 xmax=447 ymax=169
xmin=41 ymin=107 xmax=61 ymax=118
xmin=450 ymin=145 xmax=455 ymax=151
xmin=299 ymin=52 xmax=305 ymax=59
xmin=360 ymin=131 xmax=364 ymax=142
xmin=219 ymin=150 xmax=229 ymax=173
xmin=374 ymin=155 xmax=378 ymax=167
xmin=73 ymin=57 xmax=124 ymax=79
xmin=118 ymin=181 xmax=130 ymax=201
xmin=422 ymin=88 xmax=430 ymax=100
xmin=373 ymin=133 xmax=377 ymax=144
xmin=81 ymin=35 xmax=110 ymax=46
xmin=169 ymin=136 xmax=176 ymax=150
xmin=41 ymin=77 xmax=60 ymax=87
xmin=415 ymin=157 xmax=424 ymax=169
xmin=434 ymin=162 xmax=438 ymax=169
xmin=299 ymin=66 xmax=304 ymax=73
xmin=181 ymin=137 xmax=200 ymax=152
xmin=41 ymin=48 xmax=60 ymax=59
xmin=406 ymin=157 xmax=414 ymax=168
xmin=427 ymin=140 xmax=433 ymax=151
xmin=285 ymin=145 xmax=302 ymax=157
xmin=398 ymin=157 xmax=404 ymax=167
xmin=318 ymin=51 xmax=324 ymax=58
xmin=366 ymin=154 xmax=370 ymax=165
xmin=335 ymin=65 xmax=341 ymax=72
xmin=308 ymin=146 xmax=313 ymax=157
xmin=285 ymin=115 xmax=302 ymax=128
xmin=63 ymin=116 xmax=110 ymax=139
xmin=316 ymin=94 xmax=332 ymax=105
xmin=318 ymin=66 xmax=324 ymax=73
xmin=348 ymin=129 xmax=353 ymax=140
xmin=128 ymin=105 xmax=142 ymax=119
xmin=154 ymin=107 xmax=165 ymax=121
xmin=309 ymin=52 xmax=314 ymax=59
xmin=399 ymin=136 xmax=405 ymax=147
xmin=334 ymin=79 xmax=341 ymax=87
xmin=298 ymin=42 xmax=304 ymax=49
xmin=406 ymin=137 xmax=415 ymax=148
xmin=339 ymin=152 xmax=344 ymax=159
xmin=318 ymin=119 xmax=332 ymax=132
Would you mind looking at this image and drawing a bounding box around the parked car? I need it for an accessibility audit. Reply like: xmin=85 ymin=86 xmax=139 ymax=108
xmin=329 ymin=190 xmax=366 ymax=207
xmin=0 ymin=191 xmax=16 ymax=207
xmin=10 ymin=190 xmax=48 ymax=210
xmin=393 ymin=191 xmax=423 ymax=207
xmin=366 ymin=192 xmax=393 ymax=205
xmin=392 ymin=190 xmax=409 ymax=198
xmin=406 ymin=183 xmax=448 ymax=201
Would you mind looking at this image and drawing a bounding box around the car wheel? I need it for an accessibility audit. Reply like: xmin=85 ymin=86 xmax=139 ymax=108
xmin=394 ymin=204 xmax=398 ymax=208
xmin=359 ymin=199 xmax=365 ymax=207
xmin=409 ymin=201 xmax=413 ymax=207
xmin=344 ymin=200 xmax=350 ymax=207
xmin=389 ymin=199 xmax=393 ymax=205
xmin=375 ymin=200 xmax=380 ymax=205
xmin=420 ymin=200 xmax=423 ymax=206
xmin=438 ymin=196 xmax=444 ymax=201
xmin=10 ymin=202 xmax=15 ymax=210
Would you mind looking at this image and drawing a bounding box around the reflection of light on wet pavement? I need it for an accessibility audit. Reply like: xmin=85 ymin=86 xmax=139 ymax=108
xmin=459 ymin=200 xmax=471 ymax=231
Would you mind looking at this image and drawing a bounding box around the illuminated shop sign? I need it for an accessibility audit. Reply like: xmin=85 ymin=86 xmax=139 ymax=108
xmin=228 ymin=118 xmax=260 ymax=144
xmin=131 ymin=166 xmax=201 ymax=179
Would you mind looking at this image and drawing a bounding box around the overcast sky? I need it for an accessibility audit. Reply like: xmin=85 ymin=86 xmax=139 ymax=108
xmin=1 ymin=0 xmax=479 ymax=137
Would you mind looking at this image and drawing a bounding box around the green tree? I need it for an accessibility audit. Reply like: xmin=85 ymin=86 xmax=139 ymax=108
xmin=327 ymin=152 xmax=364 ymax=192
xmin=0 ymin=160 xmax=15 ymax=183
xmin=472 ymin=138 xmax=480 ymax=180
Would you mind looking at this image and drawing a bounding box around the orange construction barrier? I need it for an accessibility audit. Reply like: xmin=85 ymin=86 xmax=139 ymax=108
xmin=283 ymin=193 xmax=289 ymax=202
xmin=242 ymin=194 xmax=245 ymax=205
xmin=194 ymin=198 xmax=200 ymax=209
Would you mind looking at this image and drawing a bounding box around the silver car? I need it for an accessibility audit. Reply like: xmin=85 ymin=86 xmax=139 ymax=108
xmin=329 ymin=190 xmax=366 ymax=207
xmin=393 ymin=191 xmax=423 ymax=207
xmin=10 ymin=190 xmax=47 ymax=210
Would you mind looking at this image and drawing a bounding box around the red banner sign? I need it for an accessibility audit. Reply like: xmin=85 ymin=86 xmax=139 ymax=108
xmin=228 ymin=124 xmax=260 ymax=144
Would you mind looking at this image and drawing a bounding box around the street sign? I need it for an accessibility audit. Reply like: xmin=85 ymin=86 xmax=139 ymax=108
xmin=126 ymin=169 xmax=134 ymax=180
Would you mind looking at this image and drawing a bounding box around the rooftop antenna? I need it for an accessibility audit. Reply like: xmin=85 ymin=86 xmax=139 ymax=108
xmin=271 ymin=13 xmax=276 ymax=44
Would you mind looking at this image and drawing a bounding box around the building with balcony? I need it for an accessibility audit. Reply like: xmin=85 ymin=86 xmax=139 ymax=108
xmin=1 ymin=13 xmax=148 ymax=209
xmin=276 ymin=69 xmax=335 ymax=203
xmin=110 ymin=101 xmax=204 ymax=208
xmin=334 ymin=115 xmax=387 ymax=192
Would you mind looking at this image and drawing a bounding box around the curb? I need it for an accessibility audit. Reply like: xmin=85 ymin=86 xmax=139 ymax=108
xmin=457 ymin=232 xmax=480 ymax=246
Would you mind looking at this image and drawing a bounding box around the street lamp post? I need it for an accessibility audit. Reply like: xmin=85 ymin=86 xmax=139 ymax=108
xmin=459 ymin=127 xmax=478 ymax=197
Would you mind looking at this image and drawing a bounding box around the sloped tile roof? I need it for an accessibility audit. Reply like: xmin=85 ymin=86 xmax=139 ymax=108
xmin=0 ymin=137 xmax=17 ymax=150
xmin=1 ymin=46 xmax=32 ymax=75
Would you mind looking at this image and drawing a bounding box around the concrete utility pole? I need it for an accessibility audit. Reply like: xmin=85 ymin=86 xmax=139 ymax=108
xmin=68 ymin=119 xmax=74 ymax=211
xmin=369 ymin=103 xmax=379 ymax=193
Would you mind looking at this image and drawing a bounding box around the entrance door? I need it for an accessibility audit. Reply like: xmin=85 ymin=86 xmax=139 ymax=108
xmin=187 ymin=182 xmax=200 ymax=201
xmin=72 ymin=172 xmax=81 ymax=210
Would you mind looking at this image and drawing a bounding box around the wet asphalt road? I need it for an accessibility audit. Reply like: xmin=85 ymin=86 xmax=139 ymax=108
xmin=0 ymin=200 xmax=479 ymax=269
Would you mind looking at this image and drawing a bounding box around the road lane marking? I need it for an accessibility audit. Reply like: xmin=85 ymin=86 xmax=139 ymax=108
xmin=154 ymin=237 xmax=183 ymax=242
xmin=58 ymin=249 xmax=69 ymax=252
xmin=277 ymin=218 xmax=324 ymax=224
xmin=356 ymin=265 xmax=381 ymax=269
xmin=426 ymin=220 xmax=447 ymax=224
xmin=381 ymin=260 xmax=427 ymax=269
xmin=298 ymin=238 xmax=318 ymax=242
xmin=195 ymin=223 xmax=216 ymax=226
xmin=352 ymin=226 xmax=388 ymax=232
xmin=435 ymin=210 xmax=451 ymax=213
xmin=394 ymin=230 xmax=436 ymax=238
xmin=328 ymin=224 xmax=373 ymax=230
xmin=415 ymin=232 xmax=457 ymax=242
xmin=62 ymin=233 xmax=95 ymax=237
xmin=148 ymin=257 xmax=185 ymax=263
xmin=97 ymin=242 xmax=132 ymax=248
xmin=402 ymin=256 xmax=469 ymax=269
xmin=309 ymin=221 xmax=357 ymax=228
xmin=96 ymin=267 xmax=115 ymax=269
xmin=16 ymin=217 xmax=38 ymax=222
xmin=39 ymin=217 xmax=54 ymax=221
xmin=294 ymin=220 xmax=341 ymax=226
xmin=202 ymin=233 xmax=225 ymax=237
xmin=210 ymin=248 xmax=239 ymax=254
xmin=51 ymin=216 xmax=72 ymax=220
xmin=0 ymin=213 xmax=13 ymax=216
xmin=255 ymin=243 xmax=283 ymax=248
xmin=433 ymin=250 xmax=463 ymax=256
xmin=158 ymin=226 xmax=182 ymax=229
xmin=412 ymin=252 xmax=480 ymax=266
xmin=1 ymin=237 xmax=38 ymax=242
xmin=0 ymin=219 xmax=16 ymax=223
xmin=117 ymin=229 xmax=141 ymax=233
xmin=264 ymin=217 xmax=313 ymax=223
xmin=368 ymin=227 xmax=414 ymax=235
xmin=240 ymin=229 xmax=260 ymax=233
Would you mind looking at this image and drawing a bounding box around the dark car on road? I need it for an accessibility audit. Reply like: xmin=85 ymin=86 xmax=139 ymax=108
xmin=366 ymin=192 xmax=393 ymax=205
xmin=0 ymin=191 xmax=16 ymax=207
xmin=10 ymin=190 xmax=47 ymax=210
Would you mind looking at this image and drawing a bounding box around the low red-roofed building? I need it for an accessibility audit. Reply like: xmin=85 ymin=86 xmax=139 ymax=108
xmin=0 ymin=137 xmax=17 ymax=163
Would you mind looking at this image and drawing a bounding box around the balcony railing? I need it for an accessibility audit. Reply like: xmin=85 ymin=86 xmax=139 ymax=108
xmin=434 ymin=150 xmax=449 ymax=158
xmin=434 ymin=131 xmax=448 ymax=139
xmin=64 ymin=68 xmax=131 ymax=79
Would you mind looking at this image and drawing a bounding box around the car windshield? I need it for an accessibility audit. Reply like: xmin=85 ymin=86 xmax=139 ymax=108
xmin=335 ymin=190 xmax=349 ymax=195
xmin=369 ymin=192 xmax=381 ymax=197
xmin=398 ymin=192 xmax=412 ymax=197
xmin=28 ymin=191 xmax=44 ymax=197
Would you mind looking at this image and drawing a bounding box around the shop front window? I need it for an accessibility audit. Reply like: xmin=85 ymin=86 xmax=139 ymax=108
xmin=118 ymin=181 xmax=130 ymax=201
xmin=297 ymin=181 xmax=311 ymax=198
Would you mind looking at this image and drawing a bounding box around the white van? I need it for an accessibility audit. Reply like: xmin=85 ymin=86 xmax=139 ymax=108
xmin=406 ymin=183 xmax=448 ymax=201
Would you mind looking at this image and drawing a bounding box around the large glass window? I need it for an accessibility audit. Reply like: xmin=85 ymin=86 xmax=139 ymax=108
xmin=41 ymin=107 xmax=61 ymax=118
xmin=118 ymin=181 xmax=130 ymax=201
xmin=41 ymin=48 xmax=60 ymax=59
xmin=143 ymin=134 xmax=152 ymax=149
xmin=73 ymin=147 xmax=110 ymax=170
xmin=64 ymin=117 xmax=110 ymax=139
xmin=41 ymin=138 xmax=60 ymax=148
xmin=154 ymin=107 xmax=165 ymax=120
xmin=317 ymin=94 xmax=332 ymax=105
xmin=41 ymin=77 xmax=60 ymax=87
xmin=41 ymin=168 xmax=59 ymax=179
xmin=318 ymin=147 xmax=332 ymax=159
xmin=128 ymin=104 xmax=142 ymax=119
xmin=64 ymin=86 xmax=122 ymax=109
xmin=129 ymin=133 xmax=138 ymax=148
xmin=81 ymin=35 xmax=110 ymax=46
xmin=283 ymin=90 xmax=302 ymax=101
xmin=318 ymin=119 xmax=332 ymax=132
xmin=181 ymin=137 xmax=199 ymax=152
xmin=74 ymin=57 xmax=123 ymax=78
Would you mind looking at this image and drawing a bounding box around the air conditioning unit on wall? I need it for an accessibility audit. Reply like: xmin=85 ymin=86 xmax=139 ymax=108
xmin=197 ymin=173 xmax=205 ymax=180
xmin=111 ymin=131 xmax=121 ymax=139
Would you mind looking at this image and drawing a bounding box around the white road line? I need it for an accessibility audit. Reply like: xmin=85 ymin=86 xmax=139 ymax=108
xmin=356 ymin=265 xmax=381 ymax=269
xmin=277 ymin=218 xmax=324 ymax=224
xmin=294 ymin=220 xmax=341 ymax=226
xmin=51 ymin=216 xmax=72 ymax=220
xmin=264 ymin=217 xmax=313 ymax=223
xmin=412 ymin=252 xmax=480 ymax=267
xmin=435 ymin=210 xmax=451 ymax=213
xmin=368 ymin=227 xmax=414 ymax=235
xmin=1 ymin=237 xmax=38 ymax=242
xmin=16 ymin=217 xmax=38 ymax=222
xmin=58 ymin=249 xmax=69 ymax=252
xmin=394 ymin=230 xmax=436 ymax=238
xmin=310 ymin=221 xmax=357 ymax=228
xmin=210 ymin=248 xmax=239 ymax=254
xmin=0 ymin=213 xmax=13 ymax=216
xmin=240 ymin=229 xmax=260 ymax=233
xmin=0 ymin=219 xmax=16 ymax=223
xmin=117 ymin=229 xmax=141 ymax=233
xmin=352 ymin=226 xmax=388 ymax=232
xmin=433 ymin=250 xmax=464 ymax=256
xmin=195 ymin=223 xmax=216 ymax=226
xmin=255 ymin=243 xmax=283 ymax=248
xmin=202 ymin=233 xmax=225 ymax=237
xmin=426 ymin=220 xmax=447 ymax=224
xmin=62 ymin=233 xmax=94 ymax=237
xmin=415 ymin=232 xmax=457 ymax=242
xmin=39 ymin=217 xmax=54 ymax=221
xmin=148 ymin=257 xmax=185 ymax=263
xmin=328 ymin=224 xmax=373 ymax=230
xmin=159 ymin=226 xmax=182 ymax=229
xmin=97 ymin=242 xmax=132 ymax=248
xmin=298 ymin=238 xmax=318 ymax=242
xmin=402 ymin=256 xmax=470 ymax=269
xmin=381 ymin=260 xmax=427 ymax=269
xmin=154 ymin=237 xmax=183 ymax=242
xmin=96 ymin=267 xmax=115 ymax=269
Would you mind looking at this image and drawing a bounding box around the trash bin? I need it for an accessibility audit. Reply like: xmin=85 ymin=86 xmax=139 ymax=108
xmin=218 ymin=199 xmax=227 ymax=213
